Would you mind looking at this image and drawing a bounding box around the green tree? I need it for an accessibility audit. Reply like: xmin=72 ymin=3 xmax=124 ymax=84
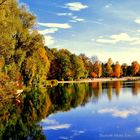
xmin=79 ymin=54 xmax=92 ymax=76
xmin=71 ymin=54 xmax=86 ymax=79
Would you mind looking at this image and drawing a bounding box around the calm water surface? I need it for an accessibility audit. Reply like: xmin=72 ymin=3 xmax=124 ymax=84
xmin=40 ymin=81 xmax=140 ymax=140
xmin=1 ymin=80 xmax=140 ymax=140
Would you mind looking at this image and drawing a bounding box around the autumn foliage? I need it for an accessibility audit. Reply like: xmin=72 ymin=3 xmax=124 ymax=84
xmin=0 ymin=0 xmax=140 ymax=93
xmin=90 ymin=72 xmax=97 ymax=78
xmin=113 ymin=62 xmax=121 ymax=77
xmin=132 ymin=61 xmax=140 ymax=76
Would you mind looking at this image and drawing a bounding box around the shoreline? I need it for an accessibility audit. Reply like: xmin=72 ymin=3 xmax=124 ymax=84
xmin=58 ymin=77 xmax=140 ymax=84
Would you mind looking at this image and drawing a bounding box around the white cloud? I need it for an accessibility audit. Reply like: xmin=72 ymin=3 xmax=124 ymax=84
xmin=70 ymin=20 xmax=77 ymax=23
xmin=57 ymin=12 xmax=84 ymax=22
xmin=96 ymin=33 xmax=140 ymax=44
xmin=41 ymin=118 xmax=58 ymax=125
xmin=38 ymin=22 xmax=71 ymax=29
xmin=44 ymin=35 xmax=55 ymax=46
xmin=57 ymin=12 xmax=73 ymax=16
xmin=111 ymin=33 xmax=137 ymax=42
xmin=69 ymin=130 xmax=86 ymax=139
xmin=91 ymin=38 xmax=95 ymax=41
xmin=134 ymin=18 xmax=140 ymax=24
xmin=40 ymin=118 xmax=71 ymax=131
xmin=75 ymin=18 xmax=84 ymax=22
xmin=65 ymin=2 xmax=88 ymax=11
xmin=111 ymin=33 xmax=129 ymax=41
xmin=136 ymin=127 xmax=140 ymax=133
xmin=43 ymin=124 xmax=71 ymax=130
xmin=105 ymin=3 xmax=112 ymax=9
xmin=70 ymin=16 xmax=85 ymax=22
xmin=92 ymin=21 xmax=103 ymax=25
xmin=98 ymin=108 xmax=139 ymax=118
xmin=38 ymin=28 xmax=58 ymax=35
xmin=38 ymin=23 xmax=71 ymax=46
xmin=130 ymin=40 xmax=140 ymax=45
xmin=96 ymin=38 xmax=117 ymax=44
xmin=59 ymin=137 xmax=68 ymax=140
xmin=72 ymin=130 xmax=85 ymax=134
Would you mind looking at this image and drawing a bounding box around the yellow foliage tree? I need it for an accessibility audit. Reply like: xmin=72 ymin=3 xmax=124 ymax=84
xmin=93 ymin=61 xmax=102 ymax=77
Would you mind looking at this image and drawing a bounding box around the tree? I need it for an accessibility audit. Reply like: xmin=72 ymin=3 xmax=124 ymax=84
xmin=90 ymin=55 xmax=99 ymax=64
xmin=48 ymin=49 xmax=72 ymax=80
xmin=79 ymin=54 xmax=92 ymax=76
xmin=131 ymin=61 xmax=139 ymax=76
xmin=113 ymin=62 xmax=121 ymax=77
xmin=90 ymin=72 xmax=97 ymax=78
xmin=106 ymin=58 xmax=113 ymax=77
xmin=127 ymin=66 xmax=132 ymax=76
xmin=21 ymin=32 xmax=50 ymax=86
xmin=121 ymin=63 xmax=127 ymax=77
xmin=71 ymin=54 xmax=86 ymax=79
xmin=0 ymin=0 xmax=50 ymax=88
xmin=0 ymin=0 xmax=8 ymax=6
xmin=93 ymin=61 xmax=102 ymax=77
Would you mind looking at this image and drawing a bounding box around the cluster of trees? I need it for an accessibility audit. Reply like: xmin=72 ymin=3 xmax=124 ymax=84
xmin=46 ymin=49 xmax=89 ymax=80
xmin=47 ymin=48 xmax=140 ymax=80
xmin=1 ymin=0 xmax=140 ymax=92
xmin=0 ymin=0 xmax=50 ymax=91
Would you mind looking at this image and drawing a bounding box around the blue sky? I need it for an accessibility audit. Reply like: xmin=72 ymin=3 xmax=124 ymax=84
xmin=19 ymin=0 xmax=140 ymax=64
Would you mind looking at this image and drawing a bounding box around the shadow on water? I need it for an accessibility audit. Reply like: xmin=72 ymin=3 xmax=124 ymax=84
xmin=0 ymin=80 xmax=140 ymax=139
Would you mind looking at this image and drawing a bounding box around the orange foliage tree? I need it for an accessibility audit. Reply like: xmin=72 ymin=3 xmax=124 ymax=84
xmin=113 ymin=62 xmax=121 ymax=77
xmin=90 ymin=72 xmax=97 ymax=78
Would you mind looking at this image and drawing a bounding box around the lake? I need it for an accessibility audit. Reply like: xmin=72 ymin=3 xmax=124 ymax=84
xmin=1 ymin=80 xmax=140 ymax=140
xmin=40 ymin=81 xmax=140 ymax=140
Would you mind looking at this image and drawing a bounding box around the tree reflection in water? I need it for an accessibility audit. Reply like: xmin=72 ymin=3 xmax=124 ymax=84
xmin=0 ymin=81 xmax=140 ymax=139
xmin=0 ymin=88 xmax=51 ymax=140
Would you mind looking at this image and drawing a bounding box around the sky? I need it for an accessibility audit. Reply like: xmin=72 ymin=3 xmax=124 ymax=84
xmin=19 ymin=0 xmax=140 ymax=64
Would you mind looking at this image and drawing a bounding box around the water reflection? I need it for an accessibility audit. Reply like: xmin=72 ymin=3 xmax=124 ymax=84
xmin=132 ymin=81 xmax=140 ymax=95
xmin=90 ymin=82 xmax=102 ymax=98
xmin=114 ymin=81 xmax=121 ymax=97
xmin=89 ymin=81 xmax=140 ymax=101
xmin=0 ymin=80 xmax=140 ymax=140
xmin=0 ymin=89 xmax=51 ymax=140
xmin=90 ymin=81 xmax=122 ymax=101
xmin=44 ymin=80 xmax=140 ymax=140
xmin=48 ymin=83 xmax=92 ymax=112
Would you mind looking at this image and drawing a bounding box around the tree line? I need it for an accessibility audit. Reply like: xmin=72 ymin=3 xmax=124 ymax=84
xmin=0 ymin=0 xmax=140 ymax=91
xmin=47 ymin=48 xmax=140 ymax=80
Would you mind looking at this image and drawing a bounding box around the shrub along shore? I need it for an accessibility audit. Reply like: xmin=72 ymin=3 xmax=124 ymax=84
xmin=58 ymin=77 xmax=140 ymax=84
